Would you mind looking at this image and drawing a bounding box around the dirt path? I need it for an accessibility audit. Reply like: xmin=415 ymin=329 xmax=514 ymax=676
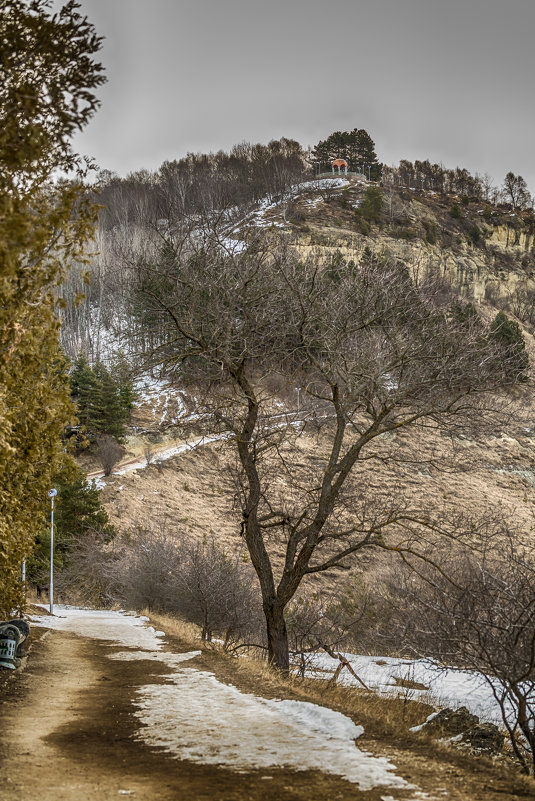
xmin=0 ymin=625 xmax=406 ymax=801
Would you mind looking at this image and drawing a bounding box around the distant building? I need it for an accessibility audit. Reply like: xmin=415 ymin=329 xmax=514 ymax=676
xmin=331 ymin=158 xmax=349 ymax=175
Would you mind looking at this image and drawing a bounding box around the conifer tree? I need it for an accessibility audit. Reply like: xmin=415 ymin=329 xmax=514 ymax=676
xmin=313 ymin=128 xmax=381 ymax=177
xmin=70 ymin=354 xmax=98 ymax=428
xmin=70 ymin=357 xmax=133 ymax=442
xmin=29 ymin=459 xmax=115 ymax=580
xmin=489 ymin=311 xmax=529 ymax=380
xmin=0 ymin=1 xmax=104 ymax=614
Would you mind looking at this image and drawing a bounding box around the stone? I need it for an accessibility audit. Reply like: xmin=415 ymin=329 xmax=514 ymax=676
xmin=461 ymin=723 xmax=505 ymax=755
xmin=421 ymin=706 xmax=479 ymax=737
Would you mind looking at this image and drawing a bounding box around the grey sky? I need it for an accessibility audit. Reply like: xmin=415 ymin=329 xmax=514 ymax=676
xmin=69 ymin=0 xmax=534 ymax=192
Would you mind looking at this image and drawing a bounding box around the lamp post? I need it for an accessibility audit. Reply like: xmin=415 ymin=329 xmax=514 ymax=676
xmin=48 ymin=488 xmax=57 ymax=614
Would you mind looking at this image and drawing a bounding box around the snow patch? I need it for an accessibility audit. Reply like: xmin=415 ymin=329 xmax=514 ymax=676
xmin=307 ymin=652 xmax=509 ymax=726
xmin=135 ymin=668 xmax=408 ymax=790
xmin=29 ymin=606 xmax=408 ymax=791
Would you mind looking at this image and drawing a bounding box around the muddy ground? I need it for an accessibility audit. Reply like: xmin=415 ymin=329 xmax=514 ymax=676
xmin=0 ymin=624 xmax=533 ymax=801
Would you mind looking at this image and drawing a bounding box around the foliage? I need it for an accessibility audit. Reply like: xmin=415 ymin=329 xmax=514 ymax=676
xmin=28 ymin=457 xmax=115 ymax=581
xmin=313 ymin=128 xmax=381 ymax=178
xmin=489 ymin=311 xmax=529 ymax=380
xmin=70 ymin=354 xmax=134 ymax=441
xmin=449 ymin=203 xmax=461 ymax=219
xmin=356 ymin=186 xmax=383 ymax=224
xmin=0 ymin=0 xmax=104 ymax=614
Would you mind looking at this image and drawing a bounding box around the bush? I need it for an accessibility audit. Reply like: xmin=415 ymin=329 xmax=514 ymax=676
xmin=96 ymin=434 xmax=124 ymax=475
xmin=356 ymin=186 xmax=383 ymax=224
xmin=450 ymin=203 xmax=461 ymax=219
xmin=489 ymin=311 xmax=529 ymax=380
xmin=469 ymin=225 xmax=481 ymax=244
xmin=114 ymin=529 xmax=264 ymax=648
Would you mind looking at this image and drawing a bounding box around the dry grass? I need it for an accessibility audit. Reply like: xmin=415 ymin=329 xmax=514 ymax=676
xmin=141 ymin=609 xmax=203 ymax=645
xmin=145 ymin=608 xmax=434 ymax=737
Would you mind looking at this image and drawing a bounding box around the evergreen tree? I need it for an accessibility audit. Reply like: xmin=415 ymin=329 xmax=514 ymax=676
xmin=490 ymin=311 xmax=529 ymax=380
xmin=0 ymin=1 xmax=104 ymax=614
xmin=70 ymin=356 xmax=133 ymax=441
xmin=113 ymin=353 xmax=137 ymax=421
xmin=29 ymin=459 xmax=115 ymax=580
xmin=70 ymin=354 xmax=98 ymax=428
xmin=313 ymin=127 xmax=381 ymax=178
xmin=93 ymin=361 xmax=126 ymax=440
xmin=356 ymin=186 xmax=383 ymax=223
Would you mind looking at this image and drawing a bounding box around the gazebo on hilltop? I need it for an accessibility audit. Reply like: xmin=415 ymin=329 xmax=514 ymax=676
xmin=331 ymin=158 xmax=349 ymax=175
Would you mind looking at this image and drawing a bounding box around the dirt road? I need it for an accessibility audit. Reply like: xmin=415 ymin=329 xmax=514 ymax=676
xmin=0 ymin=618 xmax=406 ymax=801
xmin=1 ymin=611 xmax=533 ymax=801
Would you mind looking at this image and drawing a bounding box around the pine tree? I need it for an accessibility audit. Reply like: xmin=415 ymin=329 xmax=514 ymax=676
xmin=29 ymin=459 xmax=115 ymax=580
xmin=113 ymin=353 xmax=137 ymax=422
xmin=71 ymin=357 xmax=132 ymax=441
xmin=70 ymin=354 xmax=98 ymax=428
xmin=313 ymin=127 xmax=381 ymax=177
xmin=94 ymin=362 xmax=127 ymax=440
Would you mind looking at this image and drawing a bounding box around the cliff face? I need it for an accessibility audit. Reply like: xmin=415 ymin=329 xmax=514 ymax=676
xmin=265 ymin=179 xmax=535 ymax=307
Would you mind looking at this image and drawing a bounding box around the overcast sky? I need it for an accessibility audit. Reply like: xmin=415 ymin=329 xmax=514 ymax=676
xmin=68 ymin=0 xmax=534 ymax=192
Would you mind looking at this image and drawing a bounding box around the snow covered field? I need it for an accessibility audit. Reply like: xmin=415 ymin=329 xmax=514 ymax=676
xmin=29 ymin=607 xmax=409 ymax=791
xmin=306 ymin=652 xmax=507 ymax=727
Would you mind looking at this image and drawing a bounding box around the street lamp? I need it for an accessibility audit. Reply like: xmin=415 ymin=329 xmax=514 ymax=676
xmin=48 ymin=488 xmax=57 ymax=615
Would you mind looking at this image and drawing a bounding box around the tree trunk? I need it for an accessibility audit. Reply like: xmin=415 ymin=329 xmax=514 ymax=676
xmin=265 ymin=601 xmax=290 ymax=672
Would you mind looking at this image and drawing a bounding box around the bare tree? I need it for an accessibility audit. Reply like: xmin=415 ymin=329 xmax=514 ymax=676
xmin=128 ymin=229 xmax=526 ymax=671
xmin=96 ymin=434 xmax=124 ymax=476
xmin=144 ymin=443 xmax=155 ymax=465
xmin=390 ymin=540 xmax=535 ymax=775
xmin=502 ymin=172 xmax=532 ymax=211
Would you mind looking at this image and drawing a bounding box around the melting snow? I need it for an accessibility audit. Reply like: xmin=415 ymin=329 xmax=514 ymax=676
xmin=307 ymin=652 xmax=508 ymax=726
xmin=29 ymin=606 xmax=408 ymax=791
xmin=135 ymin=670 xmax=407 ymax=789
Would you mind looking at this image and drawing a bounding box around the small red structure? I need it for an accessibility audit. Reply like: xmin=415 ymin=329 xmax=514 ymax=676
xmin=331 ymin=158 xmax=348 ymax=175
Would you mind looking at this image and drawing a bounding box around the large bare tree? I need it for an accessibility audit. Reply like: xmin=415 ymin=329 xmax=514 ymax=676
xmin=129 ymin=229 xmax=525 ymax=670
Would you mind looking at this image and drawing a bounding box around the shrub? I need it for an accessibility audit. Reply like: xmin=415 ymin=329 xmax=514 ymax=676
xmin=96 ymin=434 xmax=124 ymax=475
xmin=469 ymin=225 xmax=481 ymax=244
xmin=450 ymin=203 xmax=461 ymax=219
xmin=489 ymin=311 xmax=529 ymax=380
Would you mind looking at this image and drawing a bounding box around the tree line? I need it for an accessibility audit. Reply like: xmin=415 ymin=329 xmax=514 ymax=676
xmin=382 ymin=160 xmax=533 ymax=209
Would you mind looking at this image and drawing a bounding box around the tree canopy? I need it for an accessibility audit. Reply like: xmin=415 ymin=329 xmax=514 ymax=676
xmin=0 ymin=0 xmax=104 ymax=614
xmin=313 ymin=128 xmax=380 ymax=178
xmin=128 ymin=223 xmax=525 ymax=670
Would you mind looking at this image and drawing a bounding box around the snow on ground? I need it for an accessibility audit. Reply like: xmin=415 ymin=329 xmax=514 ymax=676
xmin=135 ymin=669 xmax=407 ymax=790
xmin=307 ymin=653 xmax=508 ymax=727
xmin=134 ymin=375 xmax=187 ymax=425
xmin=28 ymin=606 xmax=409 ymax=791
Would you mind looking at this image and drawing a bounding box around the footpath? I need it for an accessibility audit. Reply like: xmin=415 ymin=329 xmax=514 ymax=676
xmin=0 ymin=607 xmax=411 ymax=801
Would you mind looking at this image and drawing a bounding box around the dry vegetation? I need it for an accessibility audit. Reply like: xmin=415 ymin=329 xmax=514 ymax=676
xmin=146 ymin=609 xmax=535 ymax=801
